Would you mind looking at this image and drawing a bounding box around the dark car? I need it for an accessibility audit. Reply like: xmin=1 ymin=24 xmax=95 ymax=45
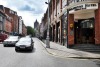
xmin=15 ymin=37 xmax=34 ymax=52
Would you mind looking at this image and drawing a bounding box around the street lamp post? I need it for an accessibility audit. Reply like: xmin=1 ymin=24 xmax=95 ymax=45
xmin=66 ymin=0 xmax=69 ymax=48
xmin=63 ymin=0 xmax=69 ymax=47
xmin=45 ymin=0 xmax=50 ymax=48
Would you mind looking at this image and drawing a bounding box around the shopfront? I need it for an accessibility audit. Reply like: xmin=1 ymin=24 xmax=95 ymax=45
xmin=74 ymin=18 xmax=95 ymax=44
xmin=68 ymin=3 xmax=99 ymax=46
xmin=61 ymin=12 xmax=68 ymax=46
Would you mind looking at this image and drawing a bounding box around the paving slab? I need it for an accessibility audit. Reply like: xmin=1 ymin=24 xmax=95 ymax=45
xmin=39 ymin=39 xmax=100 ymax=59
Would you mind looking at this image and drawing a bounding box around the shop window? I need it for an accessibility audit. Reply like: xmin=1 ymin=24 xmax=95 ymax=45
xmin=0 ymin=23 xmax=2 ymax=30
xmin=81 ymin=20 xmax=94 ymax=28
xmin=0 ymin=16 xmax=3 ymax=22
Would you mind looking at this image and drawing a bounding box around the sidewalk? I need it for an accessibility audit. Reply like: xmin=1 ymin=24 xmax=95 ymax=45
xmin=39 ymin=39 xmax=100 ymax=59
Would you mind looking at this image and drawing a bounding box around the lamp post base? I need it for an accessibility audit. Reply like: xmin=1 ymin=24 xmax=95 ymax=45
xmin=46 ymin=37 xmax=50 ymax=48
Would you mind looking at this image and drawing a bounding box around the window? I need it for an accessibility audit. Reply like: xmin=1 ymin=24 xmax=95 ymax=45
xmin=0 ymin=23 xmax=2 ymax=30
xmin=56 ymin=0 xmax=59 ymax=4
xmin=9 ymin=10 xmax=11 ymax=14
xmin=9 ymin=10 xmax=14 ymax=14
xmin=81 ymin=20 xmax=94 ymax=28
xmin=0 ymin=16 xmax=3 ymax=22
xmin=0 ymin=5 xmax=4 ymax=11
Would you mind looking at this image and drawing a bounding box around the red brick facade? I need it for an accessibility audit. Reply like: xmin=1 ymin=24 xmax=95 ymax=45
xmin=95 ymin=3 xmax=100 ymax=45
xmin=4 ymin=7 xmax=19 ymax=33
xmin=0 ymin=5 xmax=27 ymax=36
xmin=5 ymin=18 xmax=12 ymax=33
xmin=68 ymin=14 xmax=74 ymax=45
xmin=22 ymin=24 xmax=27 ymax=36
xmin=42 ymin=0 xmax=100 ymax=47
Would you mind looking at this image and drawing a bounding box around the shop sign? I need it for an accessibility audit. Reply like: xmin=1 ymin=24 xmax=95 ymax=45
xmin=69 ymin=3 xmax=98 ymax=13
xmin=86 ymin=3 xmax=98 ymax=9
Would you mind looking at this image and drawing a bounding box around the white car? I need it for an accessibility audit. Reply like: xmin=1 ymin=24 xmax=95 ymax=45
xmin=15 ymin=37 xmax=34 ymax=52
xmin=3 ymin=36 xmax=19 ymax=47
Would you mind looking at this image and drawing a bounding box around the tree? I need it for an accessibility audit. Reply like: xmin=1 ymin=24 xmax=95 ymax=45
xmin=26 ymin=26 xmax=35 ymax=37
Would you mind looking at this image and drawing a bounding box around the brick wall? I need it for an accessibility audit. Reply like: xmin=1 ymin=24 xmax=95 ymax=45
xmin=4 ymin=7 xmax=19 ymax=33
xmin=68 ymin=14 xmax=74 ymax=45
xmin=22 ymin=24 xmax=27 ymax=36
xmin=5 ymin=19 xmax=12 ymax=33
xmin=95 ymin=3 xmax=100 ymax=44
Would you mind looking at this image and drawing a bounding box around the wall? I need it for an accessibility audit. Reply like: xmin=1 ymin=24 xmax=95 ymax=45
xmin=95 ymin=3 xmax=100 ymax=44
xmin=5 ymin=19 xmax=11 ymax=33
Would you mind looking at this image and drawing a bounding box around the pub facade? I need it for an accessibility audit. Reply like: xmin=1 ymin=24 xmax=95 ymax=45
xmin=42 ymin=0 xmax=100 ymax=47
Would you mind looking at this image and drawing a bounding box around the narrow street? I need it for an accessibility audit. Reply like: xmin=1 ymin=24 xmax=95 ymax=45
xmin=0 ymin=38 xmax=99 ymax=67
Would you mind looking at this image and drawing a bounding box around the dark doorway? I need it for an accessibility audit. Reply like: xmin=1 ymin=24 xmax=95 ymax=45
xmin=56 ymin=22 xmax=60 ymax=42
xmin=74 ymin=18 xmax=95 ymax=44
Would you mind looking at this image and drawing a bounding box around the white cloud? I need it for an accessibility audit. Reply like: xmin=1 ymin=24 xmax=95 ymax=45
xmin=0 ymin=0 xmax=7 ymax=6
xmin=0 ymin=0 xmax=48 ymax=27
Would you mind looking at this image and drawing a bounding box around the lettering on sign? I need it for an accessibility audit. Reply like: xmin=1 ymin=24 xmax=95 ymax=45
xmin=69 ymin=3 xmax=98 ymax=13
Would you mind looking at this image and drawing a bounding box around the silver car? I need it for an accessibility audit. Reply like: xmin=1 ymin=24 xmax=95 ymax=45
xmin=15 ymin=37 xmax=34 ymax=52
xmin=3 ymin=36 xmax=19 ymax=47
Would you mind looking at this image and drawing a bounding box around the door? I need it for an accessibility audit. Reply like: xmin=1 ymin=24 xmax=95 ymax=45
xmin=74 ymin=19 xmax=95 ymax=44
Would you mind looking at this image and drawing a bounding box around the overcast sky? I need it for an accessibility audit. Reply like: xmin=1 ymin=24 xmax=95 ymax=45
xmin=0 ymin=0 xmax=48 ymax=27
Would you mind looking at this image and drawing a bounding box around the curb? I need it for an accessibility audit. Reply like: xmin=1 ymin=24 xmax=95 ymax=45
xmin=71 ymin=57 xmax=100 ymax=59
xmin=38 ymin=39 xmax=100 ymax=59
xmin=37 ymin=39 xmax=54 ymax=55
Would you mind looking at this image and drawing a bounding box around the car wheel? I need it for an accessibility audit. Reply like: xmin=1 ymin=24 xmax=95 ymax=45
xmin=30 ymin=46 xmax=33 ymax=51
xmin=30 ymin=49 xmax=33 ymax=52
xmin=4 ymin=45 xmax=6 ymax=47
xmin=15 ymin=48 xmax=19 ymax=52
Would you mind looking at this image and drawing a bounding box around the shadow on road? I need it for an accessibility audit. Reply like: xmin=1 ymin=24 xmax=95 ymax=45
xmin=16 ymin=48 xmax=36 ymax=53
xmin=92 ymin=59 xmax=100 ymax=67
xmin=4 ymin=45 xmax=15 ymax=47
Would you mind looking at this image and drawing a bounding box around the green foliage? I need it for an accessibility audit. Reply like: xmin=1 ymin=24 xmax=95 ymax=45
xmin=27 ymin=26 xmax=35 ymax=37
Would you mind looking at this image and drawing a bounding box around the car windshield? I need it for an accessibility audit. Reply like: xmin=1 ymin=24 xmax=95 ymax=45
xmin=19 ymin=38 xmax=31 ymax=42
xmin=8 ymin=36 xmax=18 ymax=39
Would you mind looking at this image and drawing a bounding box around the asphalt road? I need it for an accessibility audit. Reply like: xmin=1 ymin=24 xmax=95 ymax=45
xmin=0 ymin=38 xmax=99 ymax=67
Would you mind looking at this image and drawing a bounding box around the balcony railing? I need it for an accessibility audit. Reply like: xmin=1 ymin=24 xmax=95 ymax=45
xmin=68 ymin=0 xmax=100 ymax=5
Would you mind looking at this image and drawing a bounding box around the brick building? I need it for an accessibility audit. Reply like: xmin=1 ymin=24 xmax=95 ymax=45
xmin=4 ymin=7 xmax=19 ymax=34
xmin=22 ymin=20 xmax=27 ymax=36
xmin=0 ymin=5 xmax=6 ymax=33
xmin=0 ymin=5 xmax=27 ymax=36
xmin=0 ymin=5 xmax=12 ymax=37
xmin=4 ymin=14 xmax=12 ymax=34
xmin=42 ymin=0 xmax=100 ymax=47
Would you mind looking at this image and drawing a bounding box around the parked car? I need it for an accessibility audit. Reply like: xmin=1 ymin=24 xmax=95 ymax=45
xmin=0 ymin=33 xmax=8 ymax=42
xmin=3 ymin=36 xmax=19 ymax=47
xmin=15 ymin=37 xmax=34 ymax=52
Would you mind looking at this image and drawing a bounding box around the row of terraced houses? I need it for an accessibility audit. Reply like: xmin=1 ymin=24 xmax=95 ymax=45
xmin=39 ymin=0 xmax=100 ymax=48
xmin=0 ymin=5 xmax=27 ymax=36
